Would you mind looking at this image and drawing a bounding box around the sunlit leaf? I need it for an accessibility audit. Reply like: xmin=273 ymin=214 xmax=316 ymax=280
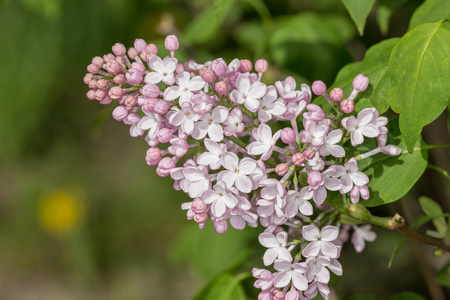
xmin=359 ymin=119 xmax=428 ymax=207
xmin=389 ymin=20 xmax=450 ymax=153
xmin=341 ymin=0 xmax=376 ymax=35
xmin=213 ymin=0 xmax=224 ymax=21
xmin=193 ymin=273 xmax=246 ymax=300
xmin=409 ymin=0 xmax=450 ymax=31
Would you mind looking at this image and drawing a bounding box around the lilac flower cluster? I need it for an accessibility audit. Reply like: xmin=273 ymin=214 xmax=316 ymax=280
xmin=84 ymin=35 xmax=401 ymax=299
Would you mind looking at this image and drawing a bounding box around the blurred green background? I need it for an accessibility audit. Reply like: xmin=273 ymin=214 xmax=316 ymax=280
xmin=1 ymin=0 xmax=449 ymax=299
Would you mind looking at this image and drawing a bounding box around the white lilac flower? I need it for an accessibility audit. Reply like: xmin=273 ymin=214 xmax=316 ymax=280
xmin=252 ymin=268 xmax=274 ymax=291
xmin=302 ymin=225 xmax=339 ymax=258
xmin=217 ymin=152 xmax=257 ymax=193
xmin=305 ymin=256 xmax=331 ymax=284
xmin=304 ymin=281 xmax=330 ymax=300
xmin=319 ymin=129 xmax=345 ymax=158
xmin=164 ymin=71 xmax=205 ymax=106
xmin=179 ymin=165 xmax=211 ymax=198
xmin=230 ymin=74 xmax=267 ymax=112
xmin=144 ymin=56 xmax=178 ymax=85
xmin=192 ymin=106 xmax=228 ymax=142
xmin=223 ymin=107 xmax=244 ymax=136
xmin=196 ymin=139 xmax=227 ymax=170
xmin=342 ymin=108 xmax=380 ymax=146
xmin=168 ymin=103 xmax=201 ymax=136
xmin=258 ymin=231 xmax=293 ymax=266
xmin=351 ymin=224 xmax=376 ymax=253
xmin=273 ymin=259 xmax=308 ymax=291
xmin=201 ymin=182 xmax=238 ymax=218
xmin=334 ymin=158 xmax=369 ymax=194
xmin=137 ymin=110 xmax=161 ymax=141
xmin=286 ymin=188 xmax=314 ymax=218
xmin=257 ymin=86 xmax=286 ymax=123
xmin=247 ymin=123 xmax=282 ymax=161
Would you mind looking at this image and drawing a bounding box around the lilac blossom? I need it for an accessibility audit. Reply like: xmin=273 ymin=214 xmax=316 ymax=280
xmin=259 ymin=231 xmax=293 ymax=266
xmin=164 ymin=71 xmax=205 ymax=105
xmin=201 ymin=182 xmax=238 ymax=218
xmin=192 ymin=106 xmax=228 ymax=142
xmin=247 ymin=123 xmax=282 ymax=161
xmin=342 ymin=108 xmax=380 ymax=146
xmin=196 ymin=139 xmax=227 ymax=170
xmin=217 ymin=152 xmax=257 ymax=193
xmin=257 ymin=86 xmax=286 ymax=123
xmin=145 ymin=56 xmax=177 ymax=85
xmin=223 ymin=107 xmax=245 ymax=136
xmin=351 ymin=224 xmax=377 ymax=253
xmin=334 ymin=158 xmax=369 ymax=194
xmin=168 ymin=103 xmax=201 ymax=136
xmin=302 ymin=225 xmax=339 ymax=258
xmin=273 ymin=259 xmax=308 ymax=291
xmin=319 ymin=129 xmax=345 ymax=158
xmin=230 ymin=74 xmax=267 ymax=112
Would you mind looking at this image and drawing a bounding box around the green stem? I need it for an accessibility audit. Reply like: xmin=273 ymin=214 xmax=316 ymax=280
xmin=226 ymin=136 xmax=248 ymax=150
xmin=427 ymin=163 xmax=450 ymax=181
xmin=244 ymin=0 xmax=273 ymax=31
xmin=421 ymin=143 xmax=450 ymax=150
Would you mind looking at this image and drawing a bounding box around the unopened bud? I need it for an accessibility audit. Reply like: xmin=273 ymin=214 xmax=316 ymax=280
xmin=112 ymin=43 xmax=126 ymax=56
xmin=134 ymin=39 xmax=147 ymax=53
xmin=312 ymin=80 xmax=327 ymax=95
xmin=341 ymin=99 xmax=355 ymax=113
xmin=200 ymin=67 xmax=216 ymax=83
xmin=239 ymin=59 xmax=252 ymax=73
xmin=112 ymin=106 xmax=128 ymax=121
xmin=348 ymin=203 xmax=372 ymax=221
xmin=154 ymin=100 xmax=169 ymax=115
xmin=215 ymin=80 xmax=228 ymax=95
xmin=352 ymin=74 xmax=369 ymax=92
xmin=280 ymin=127 xmax=296 ymax=144
xmin=303 ymin=148 xmax=315 ymax=160
xmin=330 ymin=88 xmax=344 ymax=102
xmin=292 ymin=152 xmax=305 ymax=166
xmin=164 ymin=35 xmax=179 ymax=51
xmin=276 ymin=163 xmax=289 ymax=176
xmin=255 ymin=59 xmax=268 ymax=73
xmin=210 ymin=58 xmax=227 ymax=77
xmin=157 ymin=128 xmax=173 ymax=143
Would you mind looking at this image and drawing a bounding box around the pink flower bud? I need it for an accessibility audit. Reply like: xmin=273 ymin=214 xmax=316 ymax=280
xmin=215 ymin=80 xmax=228 ymax=95
xmin=87 ymin=64 xmax=99 ymax=74
xmin=96 ymin=79 xmax=108 ymax=89
xmin=272 ymin=290 xmax=285 ymax=300
xmin=124 ymin=95 xmax=137 ymax=108
xmin=145 ymin=147 xmax=162 ymax=165
xmin=103 ymin=53 xmax=115 ymax=63
xmin=285 ymin=290 xmax=300 ymax=300
xmin=126 ymin=69 xmax=143 ymax=84
xmin=94 ymin=89 xmax=106 ymax=100
xmin=105 ymin=60 xmax=122 ymax=74
xmin=192 ymin=198 xmax=207 ymax=214
xmin=157 ymin=128 xmax=172 ymax=143
xmin=228 ymin=72 xmax=240 ymax=89
xmin=114 ymin=73 xmax=126 ymax=84
xmin=312 ymin=80 xmax=327 ymax=95
xmin=164 ymin=35 xmax=179 ymax=51
xmin=303 ymin=147 xmax=315 ymax=160
xmin=352 ymin=74 xmax=369 ymax=92
xmin=168 ymin=138 xmax=189 ymax=158
xmin=112 ymin=106 xmax=128 ymax=121
xmin=307 ymin=171 xmax=323 ymax=187
xmin=134 ymin=39 xmax=147 ymax=53
xmin=239 ymin=59 xmax=252 ymax=72
xmin=86 ymin=90 xmax=96 ymax=100
xmin=156 ymin=157 xmax=176 ymax=177
xmin=83 ymin=73 xmax=94 ymax=84
xmin=210 ymin=58 xmax=227 ymax=77
xmin=91 ymin=56 xmax=104 ymax=68
xmin=99 ymin=96 xmax=112 ymax=105
xmin=191 ymin=94 xmax=213 ymax=114
xmin=127 ymin=47 xmax=139 ymax=59
xmin=176 ymin=63 xmax=184 ymax=74
xmin=292 ymin=152 xmax=305 ymax=166
xmin=131 ymin=62 xmax=146 ymax=73
xmin=154 ymin=100 xmax=169 ymax=114
xmin=112 ymin=43 xmax=126 ymax=56
xmin=330 ymin=87 xmax=344 ymax=102
xmin=194 ymin=212 xmax=208 ymax=224
xmin=139 ymin=51 xmax=149 ymax=63
xmin=88 ymin=79 xmax=98 ymax=89
xmin=145 ymin=43 xmax=158 ymax=56
xmin=141 ymin=84 xmax=160 ymax=99
xmin=280 ymin=127 xmax=296 ymax=144
xmin=341 ymin=99 xmax=355 ymax=113
xmin=200 ymin=67 xmax=216 ymax=84
xmin=214 ymin=219 xmax=228 ymax=234
xmin=142 ymin=98 xmax=158 ymax=113
xmin=108 ymin=86 xmax=123 ymax=99
xmin=276 ymin=163 xmax=289 ymax=176
xmin=255 ymin=59 xmax=268 ymax=73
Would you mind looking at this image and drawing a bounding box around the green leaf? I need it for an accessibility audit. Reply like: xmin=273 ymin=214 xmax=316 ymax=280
xmin=359 ymin=119 xmax=428 ymax=207
xmin=341 ymin=0 xmax=376 ymax=35
xmin=388 ymin=20 xmax=450 ymax=153
xmin=213 ymin=0 xmax=224 ymax=21
xmin=419 ymin=196 xmax=447 ymax=234
xmin=437 ymin=261 xmax=450 ymax=287
xmin=193 ymin=273 xmax=246 ymax=300
xmin=376 ymin=0 xmax=407 ymax=36
xmin=387 ymin=292 xmax=426 ymax=300
xmin=332 ymin=38 xmax=399 ymax=114
xmin=270 ymin=12 xmax=355 ymax=83
xmin=409 ymin=0 xmax=450 ymax=31
xmin=343 ymin=294 xmax=377 ymax=300
xmin=233 ymin=21 xmax=266 ymax=57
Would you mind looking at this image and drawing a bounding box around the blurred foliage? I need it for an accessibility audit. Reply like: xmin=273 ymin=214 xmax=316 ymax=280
xmin=1 ymin=0 xmax=449 ymax=299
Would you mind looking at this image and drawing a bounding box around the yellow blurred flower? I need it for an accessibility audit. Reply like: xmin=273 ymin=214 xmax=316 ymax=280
xmin=39 ymin=189 xmax=85 ymax=237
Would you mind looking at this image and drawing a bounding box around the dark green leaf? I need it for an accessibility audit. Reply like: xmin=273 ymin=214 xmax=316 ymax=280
xmin=233 ymin=21 xmax=266 ymax=57
xmin=437 ymin=261 xmax=450 ymax=287
xmin=213 ymin=0 xmax=224 ymax=21
xmin=376 ymin=0 xmax=407 ymax=36
xmin=332 ymin=38 xmax=399 ymax=113
xmin=387 ymin=292 xmax=426 ymax=300
xmin=419 ymin=196 xmax=447 ymax=234
xmin=341 ymin=0 xmax=376 ymax=35
xmin=389 ymin=20 xmax=450 ymax=153
xmin=409 ymin=0 xmax=450 ymax=31
xmin=360 ymin=119 xmax=428 ymax=207
xmin=425 ymin=230 xmax=446 ymax=239
xmin=193 ymin=273 xmax=246 ymax=300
